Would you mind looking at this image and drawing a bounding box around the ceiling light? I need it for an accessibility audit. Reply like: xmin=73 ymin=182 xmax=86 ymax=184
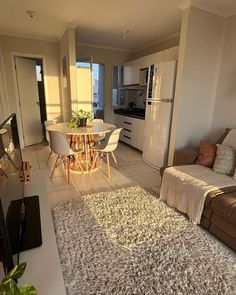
xmin=26 ymin=10 xmax=36 ymax=18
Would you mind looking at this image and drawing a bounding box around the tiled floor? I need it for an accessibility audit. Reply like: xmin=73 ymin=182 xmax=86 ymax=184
xmin=22 ymin=142 xmax=162 ymax=207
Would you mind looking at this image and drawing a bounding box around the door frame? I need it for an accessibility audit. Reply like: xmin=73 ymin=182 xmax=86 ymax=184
xmin=11 ymin=52 xmax=49 ymax=147
xmin=0 ymin=45 xmax=10 ymax=122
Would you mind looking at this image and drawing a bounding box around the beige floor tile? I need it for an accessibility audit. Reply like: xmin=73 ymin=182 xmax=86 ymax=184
xmin=48 ymin=188 xmax=81 ymax=207
xmin=28 ymin=142 xmax=163 ymax=197
xmin=44 ymin=179 xmax=56 ymax=193
xmin=29 ymin=160 xmax=39 ymax=170
xmin=99 ymin=164 xmax=126 ymax=179
xmin=119 ymin=162 xmax=155 ymax=176
xmin=71 ymin=170 xmax=107 ymax=187
xmin=132 ymin=172 xmax=162 ymax=189
xmin=38 ymin=168 xmax=51 ymax=179
xmin=22 ymin=151 xmax=38 ymax=162
xmin=109 ymin=176 xmax=137 ymax=190
xmin=51 ymin=175 xmax=77 ymax=191
xmin=78 ymin=181 xmax=112 ymax=195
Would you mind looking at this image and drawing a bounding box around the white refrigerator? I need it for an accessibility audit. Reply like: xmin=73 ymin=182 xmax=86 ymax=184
xmin=142 ymin=61 xmax=177 ymax=169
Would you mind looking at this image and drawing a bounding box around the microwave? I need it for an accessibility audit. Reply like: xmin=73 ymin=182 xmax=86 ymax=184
xmin=139 ymin=67 xmax=149 ymax=85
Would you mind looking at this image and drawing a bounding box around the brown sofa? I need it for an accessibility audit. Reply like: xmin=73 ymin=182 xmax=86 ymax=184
xmin=161 ymin=129 xmax=236 ymax=252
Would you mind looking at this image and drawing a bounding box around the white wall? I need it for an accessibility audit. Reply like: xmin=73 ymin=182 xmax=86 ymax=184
xmin=0 ymin=35 xmax=62 ymax=121
xmin=208 ymin=15 xmax=236 ymax=142
xmin=59 ymin=28 xmax=78 ymax=121
xmin=168 ymin=7 xmax=225 ymax=163
xmin=0 ymin=35 xmax=62 ymax=145
xmin=0 ymin=43 xmax=10 ymax=122
xmin=76 ymin=44 xmax=132 ymax=123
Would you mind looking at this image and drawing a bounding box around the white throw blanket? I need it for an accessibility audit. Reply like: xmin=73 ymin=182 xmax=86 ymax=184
xmin=160 ymin=165 xmax=236 ymax=224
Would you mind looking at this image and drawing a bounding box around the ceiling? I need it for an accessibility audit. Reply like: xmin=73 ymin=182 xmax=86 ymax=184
xmin=1 ymin=0 xmax=236 ymax=52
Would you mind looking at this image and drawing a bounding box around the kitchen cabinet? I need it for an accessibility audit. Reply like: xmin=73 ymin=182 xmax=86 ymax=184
xmin=123 ymin=60 xmax=139 ymax=85
xmin=114 ymin=114 xmax=145 ymax=151
xmin=123 ymin=46 xmax=178 ymax=86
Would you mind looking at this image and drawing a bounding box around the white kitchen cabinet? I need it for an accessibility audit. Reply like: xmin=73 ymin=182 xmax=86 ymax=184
xmin=135 ymin=118 xmax=145 ymax=150
xmin=123 ymin=47 xmax=178 ymax=86
xmin=114 ymin=114 xmax=145 ymax=151
xmin=123 ymin=60 xmax=139 ymax=85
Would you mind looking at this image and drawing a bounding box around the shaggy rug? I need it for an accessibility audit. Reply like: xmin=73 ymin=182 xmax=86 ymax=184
xmin=52 ymin=186 xmax=236 ymax=295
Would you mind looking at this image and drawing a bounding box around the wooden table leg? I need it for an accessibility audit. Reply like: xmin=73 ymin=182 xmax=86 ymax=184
xmin=84 ymin=135 xmax=89 ymax=171
xmin=106 ymin=153 xmax=110 ymax=178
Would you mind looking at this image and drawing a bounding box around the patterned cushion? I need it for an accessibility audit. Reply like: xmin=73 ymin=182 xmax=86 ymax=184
xmin=213 ymin=144 xmax=236 ymax=176
xmin=222 ymin=129 xmax=236 ymax=149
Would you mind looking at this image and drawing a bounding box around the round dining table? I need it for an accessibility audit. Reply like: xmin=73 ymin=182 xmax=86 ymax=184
xmin=46 ymin=122 xmax=116 ymax=173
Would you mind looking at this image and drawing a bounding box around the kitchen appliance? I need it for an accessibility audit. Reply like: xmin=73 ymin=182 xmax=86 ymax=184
xmin=142 ymin=61 xmax=177 ymax=169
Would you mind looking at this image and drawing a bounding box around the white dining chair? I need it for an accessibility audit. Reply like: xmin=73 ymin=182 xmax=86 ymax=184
xmin=44 ymin=120 xmax=56 ymax=163
xmin=49 ymin=130 xmax=84 ymax=183
xmin=92 ymin=119 xmax=106 ymax=143
xmin=90 ymin=128 xmax=122 ymax=178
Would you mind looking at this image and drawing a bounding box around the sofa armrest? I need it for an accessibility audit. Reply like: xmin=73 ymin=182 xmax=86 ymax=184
xmin=160 ymin=147 xmax=198 ymax=178
xmin=173 ymin=147 xmax=198 ymax=166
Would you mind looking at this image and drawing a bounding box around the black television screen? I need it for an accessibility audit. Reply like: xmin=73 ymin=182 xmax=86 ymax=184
xmin=0 ymin=114 xmax=24 ymax=273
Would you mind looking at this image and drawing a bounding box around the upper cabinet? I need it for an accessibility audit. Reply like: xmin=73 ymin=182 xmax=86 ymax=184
xmin=123 ymin=60 xmax=140 ymax=85
xmin=123 ymin=46 xmax=179 ymax=86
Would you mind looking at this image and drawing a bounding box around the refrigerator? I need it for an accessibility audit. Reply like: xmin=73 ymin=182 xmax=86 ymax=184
xmin=142 ymin=61 xmax=177 ymax=169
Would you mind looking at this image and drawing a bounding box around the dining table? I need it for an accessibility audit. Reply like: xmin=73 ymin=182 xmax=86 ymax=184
xmin=46 ymin=122 xmax=116 ymax=173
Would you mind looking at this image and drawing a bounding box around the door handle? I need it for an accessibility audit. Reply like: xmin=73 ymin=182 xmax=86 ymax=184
xmin=36 ymin=102 xmax=40 ymax=106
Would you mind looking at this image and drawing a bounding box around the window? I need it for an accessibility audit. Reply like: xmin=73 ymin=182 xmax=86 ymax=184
xmin=76 ymin=62 xmax=104 ymax=118
xmin=36 ymin=65 xmax=42 ymax=82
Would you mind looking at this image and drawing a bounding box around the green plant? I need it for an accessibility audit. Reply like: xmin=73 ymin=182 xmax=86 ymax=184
xmin=70 ymin=109 xmax=93 ymax=128
xmin=0 ymin=262 xmax=37 ymax=295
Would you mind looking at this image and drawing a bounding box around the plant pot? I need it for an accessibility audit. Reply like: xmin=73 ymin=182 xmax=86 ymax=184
xmin=79 ymin=118 xmax=87 ymax=127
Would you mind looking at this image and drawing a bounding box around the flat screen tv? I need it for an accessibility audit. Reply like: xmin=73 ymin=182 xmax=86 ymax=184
xmin=0 ymin=114 xmax=42 ymax=275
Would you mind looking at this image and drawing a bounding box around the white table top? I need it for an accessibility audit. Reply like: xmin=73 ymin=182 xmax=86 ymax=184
xmin=46 ymin=122 xmax=115 ymax=136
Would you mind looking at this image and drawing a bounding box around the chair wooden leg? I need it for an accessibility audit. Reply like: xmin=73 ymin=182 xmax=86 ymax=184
xmin=67 ymin=157 xmax=70 ymax=184
xmin=111 ymin=152 xmax=118 ymax=166
xmin=47 ymin=150 xmax=53 ymax=164
xmin=76 ymin=154 xmax=84 ymax=173
xmin=0 ymin=168 xmax=8 ymax=178
xmin=50 ymin=156 xmax=59 ymax=179
xmin=100 ymin=152 xmax=104 ymax=167
xmin=90 ymin=153 xmax=99 ymax=173
xmin=106 ymin=153 xmax=111 ymax=179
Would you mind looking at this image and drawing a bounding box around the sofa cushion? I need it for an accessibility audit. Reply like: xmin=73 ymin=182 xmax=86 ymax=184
xmin=211 ymin=193 xmax=236 ymax=224
xmin=216 ymin=128 xmax=231 ymax=144
xmin=222 ymin=129 xmax=236 ymax=149
xmin=196 ymin=141 xmax=216 ymax=167
xmin=213 ymin=144 xmax=236 ymax=176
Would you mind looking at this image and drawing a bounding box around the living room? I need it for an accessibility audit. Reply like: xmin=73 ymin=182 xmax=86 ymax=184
xmin=0 ymin=0 xmax=236 ymax=294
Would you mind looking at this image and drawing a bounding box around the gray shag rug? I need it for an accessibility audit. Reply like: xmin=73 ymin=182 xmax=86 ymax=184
xmin=52 ymin=186 xmax=236 ymax=295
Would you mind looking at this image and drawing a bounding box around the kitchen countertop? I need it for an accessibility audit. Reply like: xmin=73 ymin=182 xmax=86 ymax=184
xmin=114 ymin=108 xmax=145 ymax=120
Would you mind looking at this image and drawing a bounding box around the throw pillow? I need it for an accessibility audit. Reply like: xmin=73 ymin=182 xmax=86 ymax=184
xmin=213 ymin=144 xmax=236 ymax=176
xmin=222 ymin=129 xmax=236 ymax=150
xmin=233 ymin=168 xmax=236 ymax=180
xmin=196 ymin=141 xmax=217 ymax=167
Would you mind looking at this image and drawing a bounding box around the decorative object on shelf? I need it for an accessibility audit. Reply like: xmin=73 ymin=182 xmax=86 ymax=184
xmin=70 ymin=109 xmax=93 ymax=128
xmin=0 ymin=262 xmax=37 ymax=294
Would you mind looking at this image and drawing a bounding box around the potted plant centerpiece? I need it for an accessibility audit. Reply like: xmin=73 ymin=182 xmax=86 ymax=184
xmin=70 ymin=109 xmax=92 ymax=128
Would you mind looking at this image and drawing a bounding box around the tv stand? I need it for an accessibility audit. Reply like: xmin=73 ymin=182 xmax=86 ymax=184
xmin=7 ymin=196 xmax=42 ymax=254
xmin=18 ymin=169 xmax=66 ymax=294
